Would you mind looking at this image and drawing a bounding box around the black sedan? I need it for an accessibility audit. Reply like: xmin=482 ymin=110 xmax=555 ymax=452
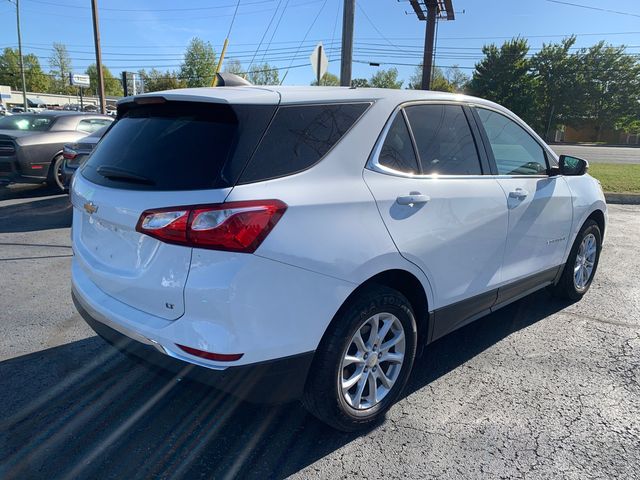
xmin=61 ymin=125 xmax=109 ymax=190
xmin=0 ymin=111 xmax=113 ymax=191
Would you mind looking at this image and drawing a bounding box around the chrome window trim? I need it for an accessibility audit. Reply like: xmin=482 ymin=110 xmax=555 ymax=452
xmin=367 ymin=99 xmax=559 ymax=180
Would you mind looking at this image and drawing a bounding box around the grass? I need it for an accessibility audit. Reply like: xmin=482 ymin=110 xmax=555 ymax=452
xmin=587 ymin=163 xmax=640 ymax=194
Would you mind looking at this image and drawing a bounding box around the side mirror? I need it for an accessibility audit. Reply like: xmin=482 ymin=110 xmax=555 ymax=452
xmin=559 ymin=155 xmax=589 ymax=176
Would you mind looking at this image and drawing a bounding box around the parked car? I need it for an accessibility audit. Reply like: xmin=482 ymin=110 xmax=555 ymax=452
xmin=61 ymin=125 xmax=109 ymax=189
xmin=0 ymin=104 xmax=9 ymax=116
xmin=11 ymin=107 xmax=25 ymax=113
xmin=71 ymin=87 xmax=606 ymax=431
xmin=0 ymin=111 xmax=113 ymax=190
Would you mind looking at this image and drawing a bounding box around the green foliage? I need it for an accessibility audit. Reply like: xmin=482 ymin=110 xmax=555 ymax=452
xmin=139 ymin=68 xmax=185 ymax=92
xmin=311 ymin=72 xmax=340 ymax=86
xmin=0 ymin=47 xmax=50 ymax=93
xmin=469 ymin=37 xmax=640 ymax=139
xmin=247 ymin=63 xmax=279 ymax=85
xmin=85 ymin=64 xmax=122 ymax=96
xmin=529 ymin=36 xmax=579 ymax=137
xmin=351 ymin=78 xmax=370 ymax=88
xmin=369 ymin=68 xmax=403 ymax=89
xmin=574 ymin=41 xmax=640 ymax=140
xmin=49 ymin=42 xmax=74 ymax=94
xmin=445 ymin=66 xmax=470 ymax=93
xmin=179 ymin=37 xmax=217 ymax=87
xmin=468 ymin=38 xmax=536 ymax=125
xmin=407 ymin=64 xmax=467 ymax=92
xmin=223 ymin=59 xmax=244 ymax=76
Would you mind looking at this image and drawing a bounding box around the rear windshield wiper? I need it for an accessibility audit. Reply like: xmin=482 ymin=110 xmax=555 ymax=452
xmin=96 ymin=166 xmax=155 ymax=185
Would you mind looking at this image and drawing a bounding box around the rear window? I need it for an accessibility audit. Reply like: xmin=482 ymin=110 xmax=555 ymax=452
xmin=81 ymin=102 xmax=275 ymax=191
xmin=238 ymin=103 xmax=370 ymax=184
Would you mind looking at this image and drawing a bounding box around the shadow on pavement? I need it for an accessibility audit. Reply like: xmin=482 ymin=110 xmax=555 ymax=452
xmin=0 ymin=184 xmax=64 ymax=201
xmin=0 ymin=291 xmax=570 ymax=480
xmin=0 ymin=195 xmax=71 ymax=233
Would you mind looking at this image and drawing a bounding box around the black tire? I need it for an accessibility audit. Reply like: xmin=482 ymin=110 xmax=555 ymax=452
xmin=302 ymin=285 xmax=417 ymax=431
xmin=46 ymin=154 xmax=66 ymax=192
xmin=550 ymin=219 xmax=602 ymax=301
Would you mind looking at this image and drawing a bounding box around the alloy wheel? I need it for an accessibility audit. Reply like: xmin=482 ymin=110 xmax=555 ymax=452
xmin=574 ymin=233 xmax=597 ymax=291
xmin=340 ymin=312 xmax=406 ymax=410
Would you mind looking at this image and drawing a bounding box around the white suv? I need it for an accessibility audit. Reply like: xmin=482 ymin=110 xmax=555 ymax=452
xmin=71 ymin=86 xmax=606 ymax=431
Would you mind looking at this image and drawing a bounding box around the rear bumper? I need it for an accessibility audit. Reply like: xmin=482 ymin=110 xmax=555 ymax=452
xmin=73 ymin=291 xmax=314 ymax=403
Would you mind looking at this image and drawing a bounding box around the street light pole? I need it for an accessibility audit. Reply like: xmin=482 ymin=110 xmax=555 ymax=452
xmin=9 ymin=0 xmax=28 ymax=111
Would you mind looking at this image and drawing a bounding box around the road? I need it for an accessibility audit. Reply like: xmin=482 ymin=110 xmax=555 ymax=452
xmin=0 ymin=185 xmax=639 ymax=479
xmin=550 ymin=144 xmax=640 ymax=164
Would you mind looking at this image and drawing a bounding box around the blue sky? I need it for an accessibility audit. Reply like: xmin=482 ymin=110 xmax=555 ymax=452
xmin=1 ymin=0 xmax=639 ymax=86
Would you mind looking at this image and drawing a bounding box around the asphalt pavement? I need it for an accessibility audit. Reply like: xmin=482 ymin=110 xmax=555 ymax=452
xmin=550 ymin=144 xmax=640 ymax=164
xmin=0 ymin=184 xmax=639 ymax=479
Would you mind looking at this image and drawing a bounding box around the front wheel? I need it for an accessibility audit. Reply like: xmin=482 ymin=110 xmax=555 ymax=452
xmin=551 ymin=219 xmax=602 ymax=301
xmin=302 ymin=285 xmax=417 ymax=431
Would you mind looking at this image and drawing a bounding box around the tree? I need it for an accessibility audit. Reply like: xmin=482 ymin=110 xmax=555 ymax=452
xmin=85 ymin=64 xmax=122 ymax=96
xmin=0 ymin=47 xmax=50 ymax=92
xmin=180 ymin=37 xmax=217 ymax=87
xmin=311 ymin=72 xmax=340 ymax=86
xmin=223 ymin=59 xmax=244 ymax=76
xmin=49 ymin=42 xmax=74 ymax=94
xmin=574 ymin=41 xmax=640 ymax=140
xmin=369 ymin=68 xmax=403 ymax=89
xmin=445 ymin=65 xmax=470 ymax=93
xmin=139 ymin=68 xmax=184 ymax=92
xmin=468 ymin=38 xmax=537 ymax=126
xmin=351 ymin=78 xmax=370 ymax=88
xmin=402 ymin=64 xmax=468 ymax=92
xmin=529 ymin=36 xmax=580 ymax=138
xmin=247 ymin=63 xmax=279 ymax=85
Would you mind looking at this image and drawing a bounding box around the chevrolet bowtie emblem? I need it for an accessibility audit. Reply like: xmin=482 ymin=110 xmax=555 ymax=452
xmin=84 ymin=202 xmax=98 ymax=215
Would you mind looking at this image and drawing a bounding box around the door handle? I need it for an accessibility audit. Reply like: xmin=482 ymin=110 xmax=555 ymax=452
xmin=508 ymin=188 xmax=529 ymax=200
xmin=396 ymin=192 xmax=430 ymax=206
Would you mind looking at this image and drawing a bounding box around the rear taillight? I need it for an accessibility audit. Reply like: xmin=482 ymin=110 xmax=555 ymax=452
xmin=63 ymin=146 xmax=77 ymax=160
xmin=135 ymin=200 xmax=287 ymax=253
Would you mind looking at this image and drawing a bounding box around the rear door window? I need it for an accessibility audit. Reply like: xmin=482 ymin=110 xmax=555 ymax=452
xmin=238 ymin=103 xmax=370 ymax=184
xmin=405 ymin=104 xmax=482 ymax=175
xmin=81 ymin=101 xmax=275 ymax=190
xmin=377 ymin=113 xmax=419 ymax=174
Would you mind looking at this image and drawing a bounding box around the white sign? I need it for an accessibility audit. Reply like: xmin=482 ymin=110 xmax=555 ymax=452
xmin=69 ymin=73 xmax=90 ymax=88
xmin=310 ymin=42 xmax=328 ymax=81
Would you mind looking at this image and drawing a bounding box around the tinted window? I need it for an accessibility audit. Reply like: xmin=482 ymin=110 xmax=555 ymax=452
xmin=239 ymin=103 xmax=369 ymax=184
xmin=476 ymin=108 xmax=547 ymax=175
xmin=82 ymin=102 xmax=275 ymax=191
xmin=0 ymin=115 xmax=53 ymax=131
xmin=77 ymin=118 xmax=112 ymax=133
xmin=378 ymin=113 xmax=418 ymax=174
xmin=405 ymin=105 xmax=481 ymax=175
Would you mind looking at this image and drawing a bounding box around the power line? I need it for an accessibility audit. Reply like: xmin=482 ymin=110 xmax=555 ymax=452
xmin=247 ymin=0 xmax=285 ymax=72
xmin=25 ymin=0 xmax=272 ymax=12
xmin=545 ymin=0 xmax=640 ymax=19
xmin=280 ymin=0 xmax=329 ymax=83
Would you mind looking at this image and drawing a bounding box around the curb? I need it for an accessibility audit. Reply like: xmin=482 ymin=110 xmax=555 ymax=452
xmin=604 ymin=193 xmax=640 ymax=205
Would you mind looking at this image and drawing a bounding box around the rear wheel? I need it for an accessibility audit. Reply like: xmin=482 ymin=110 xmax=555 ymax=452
xmin=46 ymin=154 xmax=65 ymax=192
xmin=551 ymin=219 xmax=602 ymax=301
xmin=303 ymin=285 xmax=417 ymax=431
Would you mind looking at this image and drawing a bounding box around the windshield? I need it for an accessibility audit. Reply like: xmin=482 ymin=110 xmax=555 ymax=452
xmin=0 ymin=115 xmax=54 ymax=131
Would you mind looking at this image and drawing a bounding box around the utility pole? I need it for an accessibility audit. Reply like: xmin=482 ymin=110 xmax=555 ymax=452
xmin=10 ymin=0 xmax=28 ymax=111
xmin=408 ymin=0 xmax=455 ymax=90
xmin=91 ymin=0 xmax=106 ymax=113
xmin=422 ymin=2 xmax=437 ymax=90
xmin=340 ymin=0 xmax=355 ymax=87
